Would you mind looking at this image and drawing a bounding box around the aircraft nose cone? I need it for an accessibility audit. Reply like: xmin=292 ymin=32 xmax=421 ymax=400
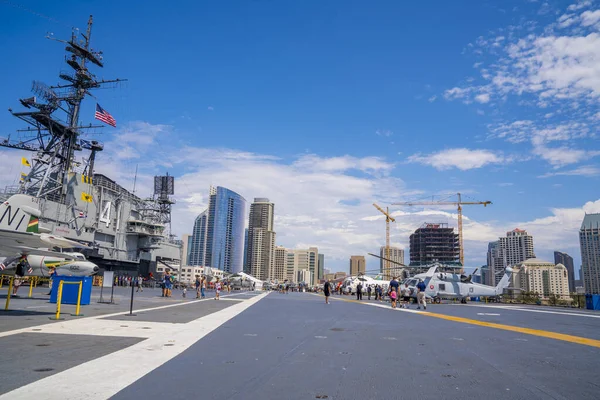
xmin=93 ymin=265 xmax=99 ymax=272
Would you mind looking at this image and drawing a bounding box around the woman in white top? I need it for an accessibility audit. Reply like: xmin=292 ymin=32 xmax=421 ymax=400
xmin=215 ymin=278 xmax=221 ymax=300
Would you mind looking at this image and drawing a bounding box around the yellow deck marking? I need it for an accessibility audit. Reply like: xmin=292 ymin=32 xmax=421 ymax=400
xmin=419 ymin=311 xmax=600 ymax=348
xmin=311 ymin=293 xmax=600 ymax=348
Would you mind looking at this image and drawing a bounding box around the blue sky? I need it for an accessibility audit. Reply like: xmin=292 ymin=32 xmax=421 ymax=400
xmin=1 ymin=0 xmax=599 ymax=274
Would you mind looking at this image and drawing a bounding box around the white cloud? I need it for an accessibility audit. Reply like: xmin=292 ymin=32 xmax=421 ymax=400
xmin=407 ymin=148 xmax=506 ymax=171
xmin=207 ymin=106 xmax=214 ymax=111
xmin=558 ymin=13 xmax=578 ymax=28
xmin=444 ymin=87 xmax=472 ymax=100
xmin=375 ymin=129 xmax=393 ymax=137
xmin=113 ymin=121 xmax=171 ymax=147
xmin=581 ymin=9 xmax=600 ymax=26
xmin=428 ymin=95 xmax=437 ymax=102
xmin=292 ymin=154 xmax=394 ymax=174
xmin=538 ymin=165 xmax=600 ymax=177
xmin=475 ymin=93 xmax=491 ymax=103
xmin=567 ymin=1 xmax=592 ymax=11
xmin=532 ymin=145 xmax=600 ymax=167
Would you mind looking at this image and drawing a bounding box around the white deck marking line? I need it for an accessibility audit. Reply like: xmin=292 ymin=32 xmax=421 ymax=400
xmin=27 ymin=320 xmax=180 ymax=338
xmin=0 ymin=292 xmax=252 ymax=339
xmin=0 ymin=292 xmax=270 ymax=400
xmin=465 ymin=304 xmax=600 ymax=319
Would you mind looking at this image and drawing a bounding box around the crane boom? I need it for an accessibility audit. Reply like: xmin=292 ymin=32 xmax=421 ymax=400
xmin=373 ymin=203 xmax=397 ymax=279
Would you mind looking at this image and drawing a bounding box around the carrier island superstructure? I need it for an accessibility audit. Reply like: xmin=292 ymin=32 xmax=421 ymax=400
xmin=0 ymin=16 xmax=181 ymax=276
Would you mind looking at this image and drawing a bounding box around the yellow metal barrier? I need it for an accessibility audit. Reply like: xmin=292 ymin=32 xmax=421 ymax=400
xmin=28 ymin=277 xmax=34 ymax=298
xmin=50 ymin=280 xmax=84 ymax=320
xmin=4 ymin=276 xmax=14 ymax=311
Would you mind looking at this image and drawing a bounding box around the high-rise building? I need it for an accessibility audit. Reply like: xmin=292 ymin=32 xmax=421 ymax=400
xmin=249 ymin=229 xmax=276 ymax=280
xmin=188 ymin=210 xmax=208 ymax=266
xmin=282 ymin=247 xmax=319 ymax=285
xmin=409 ymin=223 xmax=460 ymax=266
xmin=285 ymin=249 xmax=297 ymax=283
xmin=246 ymin=198 xmax=276 ymax=280
xmin=554 ymin=251 xmax=575 ymax=293
xmin=486 ymin=241 xmax=504 ymax=286
xmin=181 ymin=234 xmax=191 ymax=266
xmin=512 ymin=258 xmax=570 ymax=300
xmin=298 ymin=269 xmax=312 ymax=284
xmin=273 ymin=246 xmax=287 ymax=282
xmin=243 ymin=228 xmax=248 ymax=272
xmin=379 ymin=246 xmax=404 ymax=279
xmin=487 ymin=228 xmax=536 ymax=286
xmin=189 ymin=186 xmax=246 ymax=273
xmin=318 ymin=254 xmax=325 ymax=281
xmin=580 ymin=214 xmax=600 ymax=294
xmin=350 ymin=255 xmax=366 ymax=276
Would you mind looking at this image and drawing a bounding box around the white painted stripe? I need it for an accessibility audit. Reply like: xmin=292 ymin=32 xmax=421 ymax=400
xmin=27 ymin=320 xmax=179 ymax=338
xmin=0 ymin=292 xmax=251 ymax=339
xmin=466 ymin=304 xmax=600 ymax=319
xmin=0 ymin=292 xmax=269 ymax=400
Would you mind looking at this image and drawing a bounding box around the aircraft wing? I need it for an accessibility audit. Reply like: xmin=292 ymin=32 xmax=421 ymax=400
xmin=0 ymin=229 xmax=79 ymax=258
xmin=39 ymin=233 xmax=91 ymax=249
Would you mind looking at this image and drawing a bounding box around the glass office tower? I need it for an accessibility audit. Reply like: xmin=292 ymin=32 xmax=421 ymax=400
xmin=205 ymin=187 xmax=247 ymax=274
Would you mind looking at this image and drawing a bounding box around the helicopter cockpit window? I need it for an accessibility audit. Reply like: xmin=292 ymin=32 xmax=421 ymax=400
xmin=439 ymin=283 xmax=445 ymax=291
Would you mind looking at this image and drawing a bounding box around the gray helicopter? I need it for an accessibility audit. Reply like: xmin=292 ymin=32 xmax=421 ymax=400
xmin=368 ymin=253 xmax=512 ymax=304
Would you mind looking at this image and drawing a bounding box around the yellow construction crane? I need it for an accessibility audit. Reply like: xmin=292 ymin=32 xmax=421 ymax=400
xmin=373 ymin=203 xmax=396 ymax=278
xmin=392 ymin=193 xmax=491 ymax=267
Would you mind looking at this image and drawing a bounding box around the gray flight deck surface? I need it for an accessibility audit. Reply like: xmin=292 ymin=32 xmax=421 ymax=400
xmin=0 ymin=289 xmax=599 ymax=400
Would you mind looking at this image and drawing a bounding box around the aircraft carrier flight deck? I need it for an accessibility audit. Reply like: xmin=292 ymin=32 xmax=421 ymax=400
xmin=0 ymin=286 xmax=598 ymax=400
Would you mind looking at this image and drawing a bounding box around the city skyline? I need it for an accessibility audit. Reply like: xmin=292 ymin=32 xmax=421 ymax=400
xmin=0 ymin=1 xmax=598 ymax=273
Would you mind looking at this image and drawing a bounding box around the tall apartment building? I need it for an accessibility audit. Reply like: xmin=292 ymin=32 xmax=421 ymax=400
xmin=580 ymin=214 xmax=600 ymax=294
xmin=318 ymin=253 xmax=325 ymax=281
xmin=273 ymin=246 xmax=287 ymax=282
xmin=554 ymin=251 xmax=575 ymax=293
xmin=285 ymin=250 xmax=297 ymax=283
xmin=188 ymin=210 xmax=208 ymax=266
xmin=512 ymin=258 xmax=570 ymax=300
xmin=487 ymin=228 xmax=536 ymax=286
xmin=379 ymin=246 xmax=404 ymax=279
xmin=187 ymin=186 xmax=246 ymax=273
xmin=246 ymin=198 xmax=276 ymax=280
xmin=409 ymin=223 xmax=460 ymax=266
xmin=350 ymin=255 xmax=366 ymax=276
xmin=181 ymin=233 xmax=191 ymax=266
xmin=281 ymin=247 xmax=319 ymax=285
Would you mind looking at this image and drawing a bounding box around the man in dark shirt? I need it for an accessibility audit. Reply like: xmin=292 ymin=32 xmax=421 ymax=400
xmin=416 ymin=279 xmax=427 ymax=310
xmin=324 ymin=280 xmax=331 ymax=304
xmin=356 ymin=282 xmax=363 ymax=300
xmin=389 ymin=277 xmax=399 ymax=298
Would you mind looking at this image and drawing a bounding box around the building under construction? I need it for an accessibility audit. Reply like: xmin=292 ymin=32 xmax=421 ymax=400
xmin=409 ymin=223 xmax=461 ymax=266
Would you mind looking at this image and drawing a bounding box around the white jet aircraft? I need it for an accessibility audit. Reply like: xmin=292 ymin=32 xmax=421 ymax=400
xmin=0 ymin=194 xmax=98 ymax=277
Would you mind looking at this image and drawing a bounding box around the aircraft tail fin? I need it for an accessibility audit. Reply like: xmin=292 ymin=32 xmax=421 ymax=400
xmin=495 ymin=267 xmax=513 ymax=296
xmin=0 ymin=195 xmax=41 ymax=233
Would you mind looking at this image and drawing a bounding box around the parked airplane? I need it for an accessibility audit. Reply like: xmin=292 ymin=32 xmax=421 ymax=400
xmin=0 ymin=194 xmax=98 ymax=277
xmin=340 ymin=274 xmax=390 ymax=295
xmin=401 ymin=264 xmax=513 ymax=304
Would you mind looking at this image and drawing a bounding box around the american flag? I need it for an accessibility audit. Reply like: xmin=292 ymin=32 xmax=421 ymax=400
xmin=95 ymin=103 xmax=116 ymax=127
xmin=0 ymin=263 xmax=5 ymax=271
xmin=78 ymin=211 xmax=86 ymax=218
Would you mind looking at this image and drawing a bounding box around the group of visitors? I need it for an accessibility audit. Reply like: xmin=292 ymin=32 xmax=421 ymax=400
xmin=323 ymin=276 xmax=427 ymax=310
